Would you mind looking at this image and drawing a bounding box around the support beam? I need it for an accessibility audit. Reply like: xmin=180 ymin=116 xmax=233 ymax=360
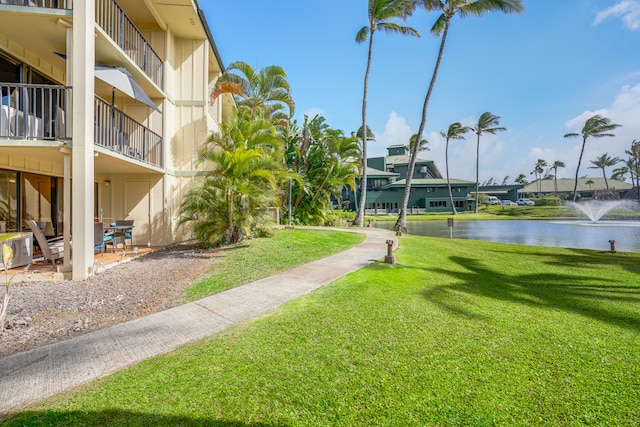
xmin=71 ymin=0 xmax=95 ymax=280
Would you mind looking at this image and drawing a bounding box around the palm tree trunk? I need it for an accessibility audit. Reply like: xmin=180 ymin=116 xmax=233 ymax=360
xmin=602 ymin=168 xmax=609 ymax=189
xmin=355 ymin=34 xmax=375 ymax=228
xmin=475 ymin=132 xmax=480 ymax=214
xmin=446 ymin=140 xmax=456 ymax=215
xmin=572 ymin=138 xmax=587 ymax=201
xmin=395 ymin=20 xmax=450 ymax=232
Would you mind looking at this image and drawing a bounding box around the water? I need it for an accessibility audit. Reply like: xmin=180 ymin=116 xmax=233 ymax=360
xmin=373 ymin=219 xmax=640 ymax=253
xmin=566 ymin=200 xmax=635 ymax=223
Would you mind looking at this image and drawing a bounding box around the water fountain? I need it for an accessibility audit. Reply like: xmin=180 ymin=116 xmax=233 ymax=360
xmin=566 ymin=200 xmax=637 ymax=223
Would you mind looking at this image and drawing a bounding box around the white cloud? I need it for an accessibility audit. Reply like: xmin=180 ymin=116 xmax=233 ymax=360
xmin=558 ymin=83 xmax=640 ymax=179
xmin=594 ymin=0 xmax=640 ymax=30
xmin=370 ymin=111 xmax=413 ymax=157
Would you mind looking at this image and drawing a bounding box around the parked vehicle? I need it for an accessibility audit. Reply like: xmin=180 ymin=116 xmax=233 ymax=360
xmin=488 ymin=196 xmax=500 ymax=205
xmin=501 ymin=199 xmax=516 ymax=206
xmin=517 ymin=198 xmax=535 ymax=206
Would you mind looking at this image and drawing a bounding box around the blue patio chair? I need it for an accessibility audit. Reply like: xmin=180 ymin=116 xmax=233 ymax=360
xmin=94 ymin=222 xmax=115 ymax=255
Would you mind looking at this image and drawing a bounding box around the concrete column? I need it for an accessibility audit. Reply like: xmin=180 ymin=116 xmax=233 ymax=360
xmin=62 ymin=148 xmax=71 ymax=270
xmin=71 ymin=0 xmax=95 ymax=280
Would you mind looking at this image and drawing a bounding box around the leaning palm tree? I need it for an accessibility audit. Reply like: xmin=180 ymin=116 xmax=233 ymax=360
xmin=394 ymin=0 xmax=523 ymax=232
xmin=441 ymin=122 xmax=470 ymax=215
xmin=588 ymin=153 xmax=621 ymax=190
xmin=355 ymin=0 xmax=419 ymax=228
xmin=564 ymin=115 xmax=621 ymax=201
xmin=550 ymin=160 xmax=565 ymax=196
xmin=472 ymin=112 xmax=506 ymax=213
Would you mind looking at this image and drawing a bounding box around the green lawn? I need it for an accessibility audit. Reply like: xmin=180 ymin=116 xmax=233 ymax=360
xmin=6 ymin=234 xmax=640 ymax=426
xmin=184 ymin=227 xmax=365 ymax=300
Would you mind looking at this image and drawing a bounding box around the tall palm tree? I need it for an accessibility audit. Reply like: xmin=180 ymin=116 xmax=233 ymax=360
xmin=441 ymin=122 xmax=470 ymax=215
xmin=530 ymin=158 xmax=547 ymax=194
xmin=355 ymin=0 xmax=419 ymax=228
xmin=472 ymin=112 xmax=506 ymax=213
xmin=588 ymin=153 xmax=621 ymax=189
xmin=564 ymin=115 xmax=621 ymax=201
xmin=549 ymin=160 xmax=566 ymax=196
xmin=394 ymin=0 xmax=523 ymax=231
xmin=211 ymin=61 xmax=295 ymax=124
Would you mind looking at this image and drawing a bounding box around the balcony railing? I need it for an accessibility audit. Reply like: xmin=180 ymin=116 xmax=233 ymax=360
xmin=94 ymin=96 xmax=162 ymax=168
xmin=0 ymin=0 xmax=71 ymax=7
xmin=1 ymin=82 xmax=70 ymax=140
xmin=95 ymin=0 xmax=163 ymax=88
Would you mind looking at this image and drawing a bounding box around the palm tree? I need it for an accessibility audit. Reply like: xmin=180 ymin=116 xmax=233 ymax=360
xmin=585 ymin=179 xmax=594 ymax=191
xmin=408 ymin=133 xmax=429 ymax=153
xmin=180 ymin=114 xmax=282 ymax=247
xmin=211 ymin=61 xmax=295 ymax=124
xmin=588 ymin=153 xmax=621 ymax=189
xmin=355 ymin=0 xmax=419 ymax=228
xmin=472 ymin=112 xmax=506 ymax=213
xmin=530 ymin=158 xmax=547 ymax=195
xmin=441 ymin=122 xmax=470 ymax=215
xmin=564 ymin=115 xmax=621 ymax=201
xmin=611 ymin=165 xmax=630 ymax=182
xmin=624 ymin=139 xmax=640 ymax=190
xmin=394 ymin=0 xmax=523 ymax=231
xmin=515 ymin=173 xmax=528 ymax=186
xmin=550 ymin=160 xmax=565 ymax=195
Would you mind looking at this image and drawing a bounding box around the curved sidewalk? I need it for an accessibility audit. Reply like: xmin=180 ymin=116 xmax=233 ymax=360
xmin=0 ymin=228 xmax=396 ymax=416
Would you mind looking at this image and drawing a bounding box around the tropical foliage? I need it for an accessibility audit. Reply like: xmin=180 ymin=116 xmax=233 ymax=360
xmin=179 ymin=112 xmax=283 ymax=247
xmin=285 ymin=115 xmax=360 ymax=225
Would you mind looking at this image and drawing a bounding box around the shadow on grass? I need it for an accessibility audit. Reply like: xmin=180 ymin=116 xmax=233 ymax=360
xmin=422 ymin=253 xmax=640 ymax=332
xmin=2 ymin=409 xmax=283 ymax=426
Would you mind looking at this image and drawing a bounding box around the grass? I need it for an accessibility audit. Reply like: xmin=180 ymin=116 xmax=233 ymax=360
xmin=184 ymin=228 xmax=365 ymax=300
xmin=5 ymin=234 xmax=640 ymax=426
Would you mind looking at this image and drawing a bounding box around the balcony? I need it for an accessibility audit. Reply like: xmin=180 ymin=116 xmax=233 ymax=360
xmin=94 ymin=96 xmax=162 ymax=168
xmin=95 ymin=0 xmax=163 ymax=88
xmin=0 ymin=0 xmax=71 ymax=8
xmin=1 ymin=82 xmax=70 ymax=140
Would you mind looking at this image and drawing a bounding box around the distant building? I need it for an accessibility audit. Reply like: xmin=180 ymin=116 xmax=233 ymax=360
xmin=522 ymin=178 xmax=633 ymax=199
xmin=344 ymin=145 xmax=476 ymax=213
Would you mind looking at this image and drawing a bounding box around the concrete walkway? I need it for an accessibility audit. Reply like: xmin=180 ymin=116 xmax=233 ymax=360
xmin=0 ymin=228 xmax=395 ymax=416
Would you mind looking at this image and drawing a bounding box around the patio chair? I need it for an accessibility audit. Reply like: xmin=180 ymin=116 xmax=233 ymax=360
xmin=94 ymin=222 xmax=115 ymax=255
xmin=26 ymin=219 xmax=66 ymax=265
xmin=115 ymin=219 xmax=134 ymax=250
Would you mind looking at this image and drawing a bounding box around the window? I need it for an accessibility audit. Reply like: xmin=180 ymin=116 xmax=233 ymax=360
xmin=454 ymin=201 xmax=464 ymax=208
xmin=429 ymin=201 xmax=447 ymax=208
xmin=427 ymin=187 xmax=437 ymax=192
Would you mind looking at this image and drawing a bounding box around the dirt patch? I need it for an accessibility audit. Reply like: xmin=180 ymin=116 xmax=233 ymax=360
xmin=0 ymin=245 xmax=217 ymax=358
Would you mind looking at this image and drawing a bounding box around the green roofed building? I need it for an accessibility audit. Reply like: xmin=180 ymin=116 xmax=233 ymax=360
xmin=522 ymin=178 xmax=633 ymax=199
xmin=344 ymin=145 xmax=476 ymax=213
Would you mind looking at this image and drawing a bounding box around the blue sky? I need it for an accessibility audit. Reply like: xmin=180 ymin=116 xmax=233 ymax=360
xmin=203 ymin=1 xmax=640 ymax=184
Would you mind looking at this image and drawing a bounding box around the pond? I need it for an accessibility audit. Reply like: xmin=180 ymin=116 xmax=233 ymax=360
xmin=373 ymin=219 xmax=640 ymax=253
